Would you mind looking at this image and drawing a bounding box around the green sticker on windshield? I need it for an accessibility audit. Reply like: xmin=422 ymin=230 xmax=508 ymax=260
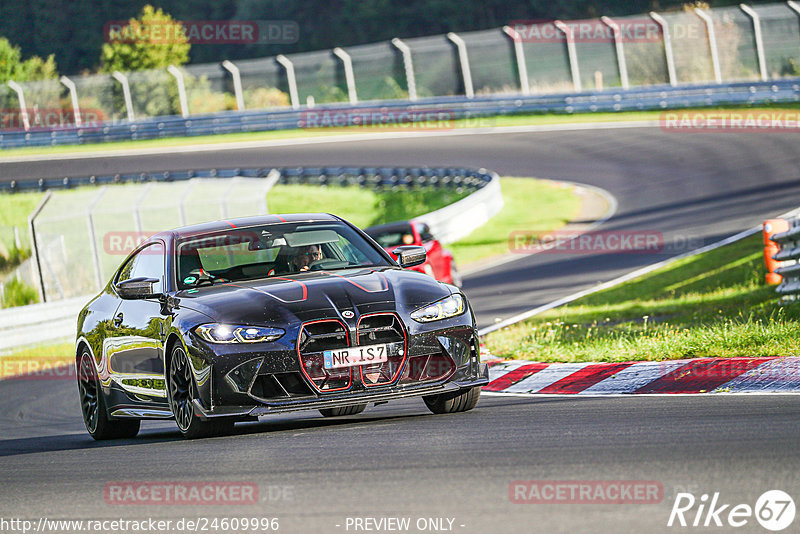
xmin=183 ymin=275 xmax=197 ymax=285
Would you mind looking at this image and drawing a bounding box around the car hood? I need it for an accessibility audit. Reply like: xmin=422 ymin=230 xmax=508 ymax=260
xmin=175 ymin=267 xmax=454 ymax=325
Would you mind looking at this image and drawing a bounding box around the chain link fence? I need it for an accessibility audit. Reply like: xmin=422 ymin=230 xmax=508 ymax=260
xmin=26 ymin=175 xmax=275 ymax=301
xmin=2 ymin=2 xmax=799 ymax=133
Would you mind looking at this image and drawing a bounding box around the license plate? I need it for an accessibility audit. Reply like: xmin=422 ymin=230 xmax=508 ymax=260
xmin=323 ymin=344 xmax=389 ymax=369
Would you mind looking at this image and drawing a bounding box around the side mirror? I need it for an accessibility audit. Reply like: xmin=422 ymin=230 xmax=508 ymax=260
xmin=116 ymin=277 xmax=161 ymax=299
xmin=392 ymin=245 xmax=426 ymax=268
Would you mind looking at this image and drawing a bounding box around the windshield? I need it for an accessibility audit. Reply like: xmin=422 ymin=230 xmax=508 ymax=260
xmin=175 ymin=221 xmax=391 ymax=289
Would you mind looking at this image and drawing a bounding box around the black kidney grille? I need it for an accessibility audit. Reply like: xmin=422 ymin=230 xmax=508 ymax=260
xmin=297 ymin=320 xmax=352 ymax=392
xmin=357 ymin=314 xmax=406 ymax=387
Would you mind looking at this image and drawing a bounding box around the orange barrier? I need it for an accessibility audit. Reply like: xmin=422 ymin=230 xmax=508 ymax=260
xmin=763 ymin=219 xmax=790 ymax=284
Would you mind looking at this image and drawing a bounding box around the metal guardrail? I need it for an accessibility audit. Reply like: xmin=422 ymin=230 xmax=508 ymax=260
xmin=772 ymin=224 xmax=800 ymax=297
xmin=0 ymin=295 xmax=86 ymax=352
xmin=1 ymin=78 xmax=798 ymax=151
xmin=3 ymin=164 xmax=494 ymax=194
xmin=416 ymin=172 xmax=503 ymax=244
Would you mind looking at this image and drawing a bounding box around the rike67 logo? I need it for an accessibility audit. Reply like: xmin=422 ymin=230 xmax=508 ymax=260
xmin=668 ymin=490 xmax=795 ymax=531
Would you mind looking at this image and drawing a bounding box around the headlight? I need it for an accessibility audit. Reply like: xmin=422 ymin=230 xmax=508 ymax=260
xmin=194 ymin=324 xmax=285 ymax=343
xmin=410 ymin=294 xmax=466 ymax=323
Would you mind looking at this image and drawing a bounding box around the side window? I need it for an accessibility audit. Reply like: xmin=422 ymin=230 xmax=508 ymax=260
xmin=418 ymin=223 xmax=434 ymax=243
xmin=117 ymin=243 xmax=165 ymax=293
xmin=336 ymin=236 xmax=370 ymax=265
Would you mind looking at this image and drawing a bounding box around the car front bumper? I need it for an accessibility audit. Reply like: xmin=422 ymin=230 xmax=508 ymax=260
xmin=191 ymin=362 xmax=489 ymax=419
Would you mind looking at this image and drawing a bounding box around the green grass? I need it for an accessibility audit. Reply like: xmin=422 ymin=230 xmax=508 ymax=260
xmin=267 ymin=183 xmax=469 ymax=229
xmin=0 ymin=177 xmax=578 ymax=268
xmin=449 ymin=178 xmax=581 ymax=265
xmin=2 ymin=103 xmax=799 ymax=158
xmin=0 ymin=193 xmax=40 ymax=254
xmin=0 ymin=183 xmax=467 ymax=251
xmin=485 ymin=233 xmax=800 ymax=362
xmin=0 ymin=278 xmax=37 ymax=307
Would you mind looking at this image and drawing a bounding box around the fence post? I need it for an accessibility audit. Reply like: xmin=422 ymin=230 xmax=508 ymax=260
xmin=601 ymin=16 xmax=630 ymax=90
xmin=111 ymin=71 xmax=135 ymax=121
xmin=221 ymin=60 xmax=245 ymax=111
xmin=554 ymin=21 xmax=582 ymax=92
xmin=447 ymin=32 xmax=474 ymax=98
xmin=276 ymin=55 xmax=300 ymax=109
xmin=178 ymin=180 xmax=198 ymax=226
xmin=87 ymin=188 xmax=108 ymax=291
xmin=391 ymin=38 xmax=418 ymax=101
xmin=262 ymin=169 xmax=280 ymax=214
xmin=133 ymin=182 xmax=153 ymax=233
xmin=502 ymin=26 xmax=530 ymax=96
xmin=7 ymin=81 xmax=30 ymax=131
xmin=28 ymin=191 xmax=52 ymax=302
xmin=695 ymin=8 xmax=722 ymax=83
xmin=332 ymin=47 xmax=358 ymax=104
xmin=739 ymin=4 xmax=768 ymax=81
xmin=59 ymin=76 xmax=82 ymax=126
xmin=167 ymin=65 xmax=189 ymax=118
xmin=649 ymin=12 xmax=677 ymax=86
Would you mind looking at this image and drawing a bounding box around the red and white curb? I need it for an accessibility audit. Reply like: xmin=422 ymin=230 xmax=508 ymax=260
xmin=481 ymin=357 xmax=800 ymax=395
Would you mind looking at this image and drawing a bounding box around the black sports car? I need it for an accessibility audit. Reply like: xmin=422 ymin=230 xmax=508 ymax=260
xmin=76 ymin=213 xmax=488 ymax=439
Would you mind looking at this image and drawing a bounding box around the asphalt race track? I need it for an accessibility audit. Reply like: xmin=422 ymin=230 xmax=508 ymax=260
xmin=2 ymin=125 xmax=800 ymax=533
xmin=2 ymin=381 xmax=800 ymax=533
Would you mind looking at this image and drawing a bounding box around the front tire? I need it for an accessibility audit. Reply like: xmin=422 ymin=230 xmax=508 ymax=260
xmin=319 ymin=404 xmax=367 ymax=417
xmin=77 ymin=350 xmax=140 ymax=440
xmin=168 ymin=345 xmax=234 ymax=439
xmin=423 ymin=386 xmax=481 ymax=414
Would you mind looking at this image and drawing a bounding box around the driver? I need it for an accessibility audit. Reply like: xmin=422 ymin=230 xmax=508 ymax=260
xmin=291 ymin=244 xmax=323 ymax=272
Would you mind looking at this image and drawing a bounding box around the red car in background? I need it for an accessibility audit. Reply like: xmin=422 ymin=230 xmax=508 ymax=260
xmin=364 ymin=220 xmax=462 ymax=287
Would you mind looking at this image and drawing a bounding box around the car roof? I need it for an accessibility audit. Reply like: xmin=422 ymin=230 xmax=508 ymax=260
xmin=364 ymin=220 xmax=415 ymax=235
xmin=149 ymin=213 xmax=342 ymax=242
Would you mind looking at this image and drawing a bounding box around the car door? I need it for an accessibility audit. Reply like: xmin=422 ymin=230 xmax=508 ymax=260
xmin=105 ymin=241 xmax=168 ymax=398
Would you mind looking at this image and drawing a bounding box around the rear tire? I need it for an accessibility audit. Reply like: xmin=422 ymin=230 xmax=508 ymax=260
xmin=423 ymin=386 xmax=481 ymax=414
xmin=168 ymin=345 xmax=234 ymax=439
xmin=319 ymin=404 xmax=367 ymax=417
xmin=77 ymin=350 xmax=140 ymax=440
